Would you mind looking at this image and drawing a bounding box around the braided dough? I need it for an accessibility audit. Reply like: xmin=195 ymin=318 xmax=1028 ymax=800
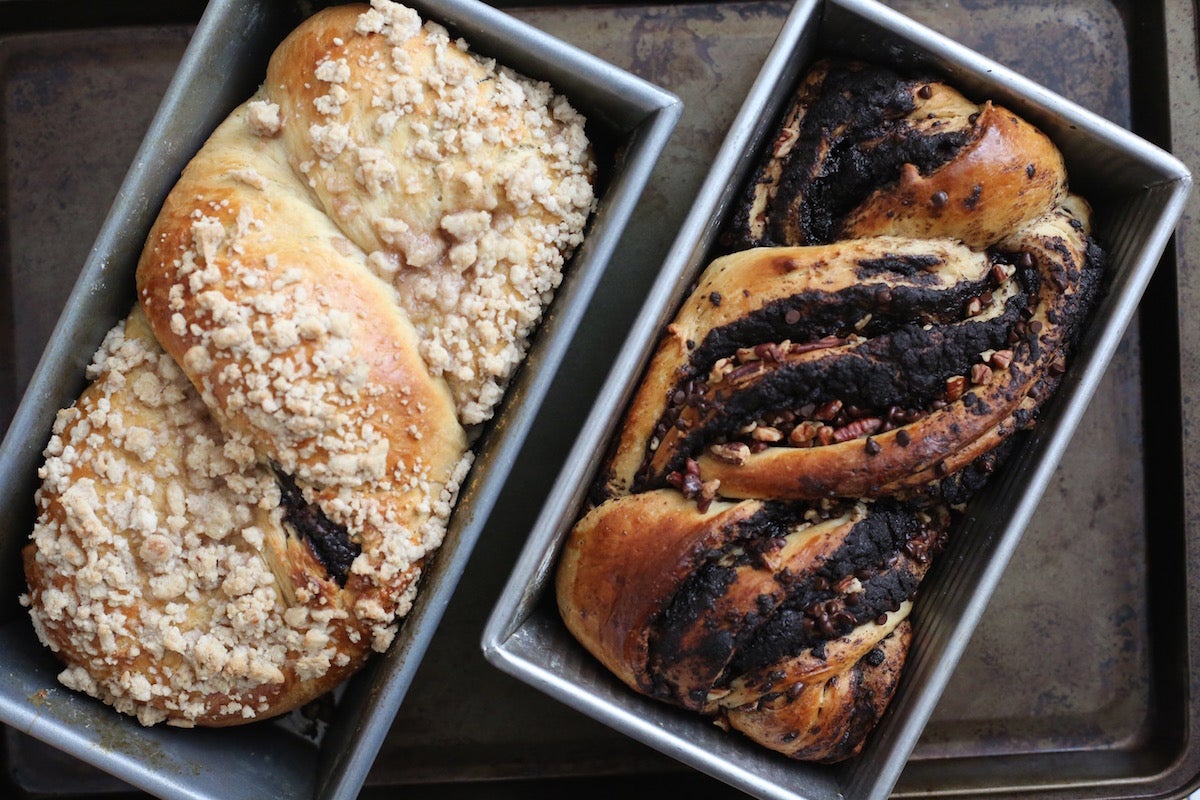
xmin=23 ymin=0 xmax=594 ymax=727
xmin=558 ymin=59 xmax=1101 ymax=761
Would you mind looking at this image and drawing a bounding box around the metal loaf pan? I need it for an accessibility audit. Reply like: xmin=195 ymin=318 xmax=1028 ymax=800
xmin=481 ymin=1 xmax=1192 ymax=799
xmin=0 ymin=0 xmax=680 ymax=798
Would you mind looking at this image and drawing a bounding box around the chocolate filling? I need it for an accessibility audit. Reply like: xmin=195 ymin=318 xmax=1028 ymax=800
xmin=929 ymin=436 xmax=1018 ymax=506
xmin=275 ymin=468 xmax=360 ymax=586
xmin=689 ymin=272 xmax=1000 ymax=378
xmin=645 ymin=501 xmax=944 ymax=703
xmin=854 ymin=253 xmax=946 ymax=277
xmin=648 ymin=296 xmax=1027 ymax=484
xmin=727 ymin=503 xmax=935 ymax=675
xmin=722 ymin=60 xmax=972 ymax=250
xmin=649 ymin=504 xmax=812 ymax=696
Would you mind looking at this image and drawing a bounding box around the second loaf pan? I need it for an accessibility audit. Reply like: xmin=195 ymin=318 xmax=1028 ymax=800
xmin=481 ymin=1 xmax=1192 ymax=799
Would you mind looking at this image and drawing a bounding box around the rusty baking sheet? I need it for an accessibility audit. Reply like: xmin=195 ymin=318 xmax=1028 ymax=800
xmin=2 ymin=1 xmax=1198 ymax=798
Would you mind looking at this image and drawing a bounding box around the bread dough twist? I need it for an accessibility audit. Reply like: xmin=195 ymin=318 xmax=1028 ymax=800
xmin=557 ymin=59 xmax=1101 ymax=762
xmin=23 ymin=0 xmax=594 ymax=727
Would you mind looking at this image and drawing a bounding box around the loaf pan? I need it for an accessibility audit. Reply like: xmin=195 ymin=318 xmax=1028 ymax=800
xmin=0 ymin=0 xmax=680 ymax=798
xmin=480 ymin=1 xmax=1192 ymax=799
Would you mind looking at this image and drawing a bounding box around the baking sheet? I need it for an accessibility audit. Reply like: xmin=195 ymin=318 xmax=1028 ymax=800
xmin=1 ymin=1 xmax=1197 ymax=797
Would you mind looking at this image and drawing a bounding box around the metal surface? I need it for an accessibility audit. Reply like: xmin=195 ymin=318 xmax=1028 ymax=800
xmin=481 ymin=1 xmax=1192 ymax=800
xmin=0 ymin=0 xmax=678 ymax=798
xmin=1 ymin=1 xmax=1199 ymax=799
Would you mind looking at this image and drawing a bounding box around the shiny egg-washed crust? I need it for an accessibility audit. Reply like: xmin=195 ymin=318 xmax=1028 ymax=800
xmin=558 ymin=58 xmax=1102 ymax=762
xmin=24 ymin=0 xmax=593 ymax=727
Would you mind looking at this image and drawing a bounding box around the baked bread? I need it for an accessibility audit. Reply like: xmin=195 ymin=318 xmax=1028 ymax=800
xmin=558 ymin=59 xmax=1101 ymax=762
xmin=22 ymin=0 xmax=594 ymax=727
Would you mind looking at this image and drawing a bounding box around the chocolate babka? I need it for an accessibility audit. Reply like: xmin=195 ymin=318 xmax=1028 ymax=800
xmin=557 ymin=58 xmax=1102 ymax=762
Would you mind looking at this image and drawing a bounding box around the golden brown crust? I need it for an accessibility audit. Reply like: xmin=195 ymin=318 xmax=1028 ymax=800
xmin=25 ymin=0 xmax=593 ymax=728
xmin=556 ymin=490 xmax=765 ymax=693
xmin=724 ymin=58 xmax=1067 ymax=252
xmin=840 ymin=102 xmax=1067 ymax=248
xmin=558 ymin=57 xmax=1101 ymax=763
xmin=558 ymin=495 xmax=945 ymax=763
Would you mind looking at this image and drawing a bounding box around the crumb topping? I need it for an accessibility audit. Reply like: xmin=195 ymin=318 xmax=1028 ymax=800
xmin=269 ymin=0 xmax=596 ymax=425
xmin=246 ymin=100 xmax=282 ymax=138
xmin=25 ymin=316 xmax=347 ymax=725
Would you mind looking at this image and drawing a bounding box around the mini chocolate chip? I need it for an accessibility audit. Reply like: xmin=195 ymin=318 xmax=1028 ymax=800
xmin=917 ymin=83 xmax=933 ymax=99
xmin=896 ymin=429 xmax=911 ymax=447
xmin=709 ymin=291 xmax=722 ymax=306
xmin=864 ymin=437 xmax=881 ymax=455
xmin=1026 ymin=163 xmax=1036 ymax=178
xmin=963 ymin=184 xmax=982 ymax=210
xmin=931 ymin=190 xmax=948 ymax=208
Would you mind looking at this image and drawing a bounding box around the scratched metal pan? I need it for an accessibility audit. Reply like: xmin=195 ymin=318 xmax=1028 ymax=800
xmin=3 ymin=2 xmax=1198 ymax=799
xmin=481 ymin=1 xmax=1192 ymax=799
xmin=0 ymin=0 xmax=679 ymax=798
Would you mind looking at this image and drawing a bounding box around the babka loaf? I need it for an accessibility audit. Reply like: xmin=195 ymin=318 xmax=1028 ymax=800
xmin=557 ymin=58 xmax=1101 ymax=762
xmin=22 ymin=0 xmax=594 ymax=727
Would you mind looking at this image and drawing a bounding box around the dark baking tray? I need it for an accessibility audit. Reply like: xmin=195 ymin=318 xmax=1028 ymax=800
xmin=2 ymin=1 xmax=1198 ymax=798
